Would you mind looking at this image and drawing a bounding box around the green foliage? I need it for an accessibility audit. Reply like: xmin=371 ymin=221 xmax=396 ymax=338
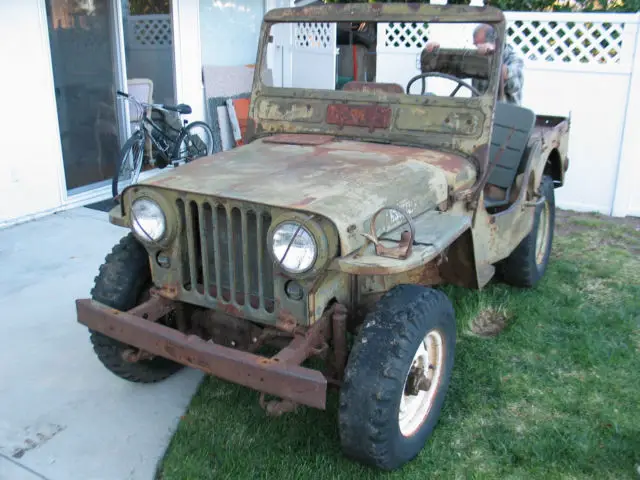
xmin=128 ymin=0 xmax=170 ymax=15
xmin=322 ymin=0 xmax=640 ymax=13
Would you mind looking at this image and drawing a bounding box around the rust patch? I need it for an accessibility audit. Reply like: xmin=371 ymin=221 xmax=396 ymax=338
xmin=326 ymin=104 xmax=392 ymax=132
xmin=276 ymin=308 xmax=298 ymax=333
xmin=157 ymin=284 xmax=180 ymax=299
xmin=405 ymin=262 xmax=442 ymax=286
xmin=263 ymin=133 xmax=335 ymax=146
xmin=342 ymin=81 xmax=404 ymax=94
xmin=76 ymin=298 xmax=328 ymax=410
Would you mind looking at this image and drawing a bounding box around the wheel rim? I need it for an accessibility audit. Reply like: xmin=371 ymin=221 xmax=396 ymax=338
xmin=535 ymin=199 xmax=550 ymax=265
xmin=398 ymin=329 xmax=445 ymax=437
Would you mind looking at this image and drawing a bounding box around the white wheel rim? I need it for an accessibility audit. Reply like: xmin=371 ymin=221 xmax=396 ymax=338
xmin=398 ymin=329 xmax=445 ymax=437
xmin=535 ymin=199 xmax=550 ymax=265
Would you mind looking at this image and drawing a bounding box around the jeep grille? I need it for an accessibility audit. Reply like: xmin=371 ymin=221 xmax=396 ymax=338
xmin=176 ymin=198 xmax=275 ymax=321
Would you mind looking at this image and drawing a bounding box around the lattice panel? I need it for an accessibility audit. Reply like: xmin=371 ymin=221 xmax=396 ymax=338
xmin=294 ymin=23 xmax=333 ymax=50
xmin=130 ymin=15 xmax=172 ymax=48
xmin=384 ymin=22 xmax=430 ymax=50
xmin=507 ymin=20 xmax=625 ymax=64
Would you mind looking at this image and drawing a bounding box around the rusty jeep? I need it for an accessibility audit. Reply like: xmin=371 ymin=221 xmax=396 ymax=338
xmin=76 ymin=3 xmax=570 ymax=471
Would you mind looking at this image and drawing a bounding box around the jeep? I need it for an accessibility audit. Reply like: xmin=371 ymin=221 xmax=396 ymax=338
xmin=76 ymin=3 xmax=570 ymax=471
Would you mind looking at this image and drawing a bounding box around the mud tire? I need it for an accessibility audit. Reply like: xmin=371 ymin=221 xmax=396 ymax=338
xmin=498 ymin=175 xmax=556 ymax=288
xmin=338 ymin=285 xmax=456 ymax=471
xmin=89 ymin=233 xmax=182 ymax=383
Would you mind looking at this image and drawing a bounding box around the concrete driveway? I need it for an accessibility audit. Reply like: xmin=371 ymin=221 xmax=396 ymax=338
xmin=0 ymin=208 xmax=203 ymax=480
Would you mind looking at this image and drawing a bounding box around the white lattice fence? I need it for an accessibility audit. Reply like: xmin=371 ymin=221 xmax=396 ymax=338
xmin=289 ymin=22 xmax=337 ymax=89
xmin=382 ymin=22 xmax=431 ymax=50
xmin=125 ymin=14 xmax=175 ymax=105
xmin=127 ymin=14 xmax=172 ymax=50
xmin=294 ymin=22 xmax=334 ymax=50
xmin=504 ymin=12 xmax=636 ymax=67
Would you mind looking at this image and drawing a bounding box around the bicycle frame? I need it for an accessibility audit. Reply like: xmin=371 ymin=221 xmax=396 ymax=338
xmin=118 ymin=91 xmax=186 ymax=167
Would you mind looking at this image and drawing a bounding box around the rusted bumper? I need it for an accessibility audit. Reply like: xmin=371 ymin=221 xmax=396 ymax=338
xmin=75 ymin=298 xmax=327 ymax=409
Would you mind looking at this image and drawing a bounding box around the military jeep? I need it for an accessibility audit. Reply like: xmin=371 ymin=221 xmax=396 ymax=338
xmin=76 ymin=3 xmax=570 ymax=471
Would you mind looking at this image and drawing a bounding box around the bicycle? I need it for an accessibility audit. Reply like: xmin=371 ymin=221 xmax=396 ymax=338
xmin=112 ymin=90 xmax=215 ymax=199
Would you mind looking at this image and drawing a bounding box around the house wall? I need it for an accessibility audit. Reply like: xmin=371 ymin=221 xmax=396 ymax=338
xmin=199 ymin=0 xmax=264 ymax=66
xmin=0 ymin=1 xmax=65 ymax=226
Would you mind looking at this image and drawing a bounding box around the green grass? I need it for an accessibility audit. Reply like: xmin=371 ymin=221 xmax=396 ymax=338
xmin=158 ymin=212 xmax=640 ymax=480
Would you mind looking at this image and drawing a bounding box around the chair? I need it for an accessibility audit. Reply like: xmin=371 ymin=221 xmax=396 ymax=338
xmin=127 ymin=78 xmax=154 ymax=159
xmin=484 ymin=102 xmax=536 ymax=209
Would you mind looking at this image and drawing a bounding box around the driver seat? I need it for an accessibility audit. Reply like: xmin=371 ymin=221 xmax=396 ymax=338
xmin=484 ymin=102 xmax=536 ymax=209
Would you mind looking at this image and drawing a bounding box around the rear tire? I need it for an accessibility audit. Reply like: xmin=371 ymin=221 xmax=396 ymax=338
xmin=89 ymin=233 xmax=182 ymax=383
xmin=339 ymin=285 xmax=456 ymax=471
xmin=498 ymin=174 xmax=555 ymax=287
xmin=112 ymin=132 xmax=145 ymax=199
xmin=172 ymin=121 xmax=214 ymax=163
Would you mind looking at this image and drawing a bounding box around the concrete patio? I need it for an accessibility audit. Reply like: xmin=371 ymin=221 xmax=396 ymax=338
xmin=0 ymin=207 xmax=203 ymax=480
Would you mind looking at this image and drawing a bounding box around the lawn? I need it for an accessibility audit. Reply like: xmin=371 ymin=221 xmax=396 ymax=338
xmin=158 ymin=209 xmax=640 ymax=480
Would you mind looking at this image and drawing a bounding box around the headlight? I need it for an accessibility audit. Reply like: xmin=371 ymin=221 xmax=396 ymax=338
xmin=131 ymin=198 xmax=166 ymax=242
xmin=272 ymin=222 xmax=317 ymax=273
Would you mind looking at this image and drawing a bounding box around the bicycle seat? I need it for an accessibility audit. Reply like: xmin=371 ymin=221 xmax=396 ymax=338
xmin=163 ymin=103 xmax=192 ymax=115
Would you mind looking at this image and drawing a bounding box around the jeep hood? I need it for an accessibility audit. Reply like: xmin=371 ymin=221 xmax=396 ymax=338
xmin=142 ymin=134 xmax=477 ymax=254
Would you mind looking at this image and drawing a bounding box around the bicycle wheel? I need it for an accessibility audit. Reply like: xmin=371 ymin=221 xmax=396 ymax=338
xmin=172 ymin=121 xmax=214 ymax=164
xmin=112 ymin=132 xmax=145 ymax=199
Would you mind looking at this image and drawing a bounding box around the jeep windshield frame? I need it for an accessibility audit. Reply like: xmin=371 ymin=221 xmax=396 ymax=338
xmin=246 ymin=4 xmax=507 ymax=176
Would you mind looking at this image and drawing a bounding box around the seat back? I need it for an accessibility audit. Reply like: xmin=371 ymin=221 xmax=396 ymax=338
xmin=486 ymin=102 xmax=536 ymax=190
xmin=127 ymin=78 xmax=154 ymax=123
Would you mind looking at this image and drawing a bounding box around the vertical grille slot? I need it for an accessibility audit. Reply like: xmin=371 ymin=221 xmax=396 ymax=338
xmin=177 ymin=198 xmax=274 ymax=316
xmin=261 ymin=212 xmax=275 ymax=312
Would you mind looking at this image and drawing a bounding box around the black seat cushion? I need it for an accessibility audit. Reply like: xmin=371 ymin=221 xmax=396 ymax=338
xmin=485 ymin=102 xmax=536 ymax=207
xmin=163 ymin=103 xmax=192 ymax=115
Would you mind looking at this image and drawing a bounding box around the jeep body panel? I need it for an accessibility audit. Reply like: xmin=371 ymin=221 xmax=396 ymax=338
xmin=248 ymin=4 xmax=507 ymax=191
xmin=138 ymin=135 xmax=477 ymax=255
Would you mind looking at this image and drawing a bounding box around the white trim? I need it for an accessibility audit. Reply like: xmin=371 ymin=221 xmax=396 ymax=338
xmin=0 ymin=169 xmax=165 ymax=230
xmin=521 ymin=62 xmax=633 ymax=75
xmin=37 ymin=0 xmax=67 ymax=206
xmin=555 ymin=201 xmax=612 ymax=216
xmin=504 ymin=11 xmax=640 ymax=23
xmin=113 ymin=0 xmax=131 ymax=146
xmin=171 ymin=0 xmax=184 ymax=108
xmin=611 ymin=13 xmax=640 ymax=217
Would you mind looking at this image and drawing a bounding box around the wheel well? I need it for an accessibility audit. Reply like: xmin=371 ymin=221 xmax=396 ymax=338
xmin=544 ymin=148 xmax=563 ymax=186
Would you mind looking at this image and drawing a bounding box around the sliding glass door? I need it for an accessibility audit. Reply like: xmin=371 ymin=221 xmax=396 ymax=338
xmin=45 ymin=0 xmax=127 ymax=194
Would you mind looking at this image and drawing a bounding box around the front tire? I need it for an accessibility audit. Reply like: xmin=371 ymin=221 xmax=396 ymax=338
xmin=498 ymin=174 xmax=556 ymax=287
xmin=339 ymin=285 xmax=456 ymax=471
xmin=89 ymin=233 xmax=182 ymax=383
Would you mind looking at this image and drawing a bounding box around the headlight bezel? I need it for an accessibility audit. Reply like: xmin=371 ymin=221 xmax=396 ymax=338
xmin=267 ymin=213 xmax=335 ymax=278
xmin=125 ymin=188 xmax=176 ymax=247
xmin=271 ymin=221 xmax=318 ymax=274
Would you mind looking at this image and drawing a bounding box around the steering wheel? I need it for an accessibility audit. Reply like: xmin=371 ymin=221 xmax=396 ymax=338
xmin=406 ymin=72 xmax=481 ymax=97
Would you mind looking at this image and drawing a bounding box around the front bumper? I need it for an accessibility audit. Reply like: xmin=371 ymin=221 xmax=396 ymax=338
xmin=76 ymin=297 xmax=328 ymax=409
